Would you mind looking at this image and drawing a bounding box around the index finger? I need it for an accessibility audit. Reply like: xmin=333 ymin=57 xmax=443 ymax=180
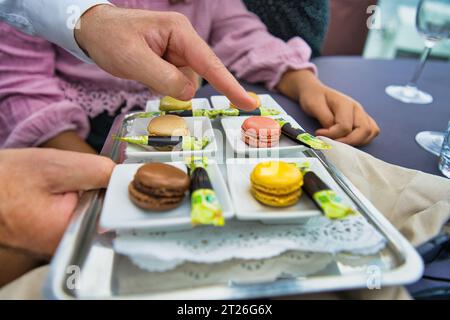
xmin=181 ymin=30 xmax=257 ymax=111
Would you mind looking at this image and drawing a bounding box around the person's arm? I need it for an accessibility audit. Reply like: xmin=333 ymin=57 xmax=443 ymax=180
xmin=0 ymin=0 xmax=110 ymax=62
xmin=209 ymin=0 xmax=379 ymax=146
xmin=0 ymin=23 xmax=94 ymax=153
xmin=73 ymin=5 xmax=256 ymax=109
xmin=0 ymin=2 xmax=257 ymax=110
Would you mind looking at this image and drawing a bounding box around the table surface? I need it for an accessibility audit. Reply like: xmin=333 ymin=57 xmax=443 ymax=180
xmin=197 ymin=57 xmax=450 ymax=177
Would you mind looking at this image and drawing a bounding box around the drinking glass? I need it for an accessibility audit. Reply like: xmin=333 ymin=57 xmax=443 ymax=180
xmin=438 ymin=121 xmax=450 ymax=178
xmin=386 ymin=0 xmax=450 ymax=104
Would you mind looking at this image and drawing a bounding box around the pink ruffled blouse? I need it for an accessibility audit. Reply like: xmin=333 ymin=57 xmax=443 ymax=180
xmin=0 ymin=0 xmax=315 ymax=148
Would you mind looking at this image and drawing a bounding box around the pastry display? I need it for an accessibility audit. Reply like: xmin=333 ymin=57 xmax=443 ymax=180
xmin=118 ymin=93 xmax=348 ymax=224
xmin=250 ymin=161 xmax=303 ymax=207
xmin=186 ymin=157 xmax=224 ymax=226
xmin=159 ymin=96 xmax=192 ymax=111
xmin=241 ymin=116 xmax=281 ymax=148
xmin=275 ymin=118 xmax=331 ymax=150
xmin=302 ymin=171 xmax=355 ymax=219
xmin=128 ymin=163 xmax=190 ymax=211
xmin=230 ymin=91 xmax=261 ymax=109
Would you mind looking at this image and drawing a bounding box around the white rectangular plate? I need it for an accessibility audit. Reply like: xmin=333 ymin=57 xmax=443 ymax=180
xmin=100 ymin=161 xmax=234 ymax=231
xmin=146 ymin=98 xmax=211 ymax=112
xmin=210 ymin=94 xmax=287 ymax=115
xmin=226 ymin=157 xmax=355 ymax=223
xmin=221 ymin=115 xmax=307 ymax=156
xmin=125 ymin=116 xmax=217 ymax=161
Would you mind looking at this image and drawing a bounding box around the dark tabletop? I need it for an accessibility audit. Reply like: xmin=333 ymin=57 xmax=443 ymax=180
xmin=197 ymin=57 xmax=450 ymax=177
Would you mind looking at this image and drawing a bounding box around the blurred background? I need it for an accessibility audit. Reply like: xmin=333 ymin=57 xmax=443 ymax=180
xmin=321 ymin=0 xmax=450 ymax=60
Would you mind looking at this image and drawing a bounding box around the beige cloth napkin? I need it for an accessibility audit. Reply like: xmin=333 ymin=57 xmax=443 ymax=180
xmin=1 ymin=139 xmax=449 ymax=300
xmin=323 ymin=138 xmax=450 ymax=248
xmin=291 ymin=138 xmax=450 ymax=300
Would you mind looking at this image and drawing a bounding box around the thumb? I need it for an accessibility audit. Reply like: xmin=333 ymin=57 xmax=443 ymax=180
xmin=45 ymin=151 xmax=116 ymax=194
xmin=302 ymin=96 xmax=335 ymax=135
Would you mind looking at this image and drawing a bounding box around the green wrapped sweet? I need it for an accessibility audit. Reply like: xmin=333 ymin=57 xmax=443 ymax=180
xmin=293 ymin=161 xmax=355 ymax=219
xmin=113 ymin=135 xmax=209 ymax=151
xmin=134 ymin=109 xmax=221 ymax=119
xmin=186 ymin=157 xmax=224 ymax=227
xmin=220 ymin=107 xmax=281 ymax=117
xmin=275 ymin=118 xmax=331 ymax=150
xmin=181 ymin=136 xmax=210 ymax=151
xmin=303 ymin=171 xmax=356 ymax=219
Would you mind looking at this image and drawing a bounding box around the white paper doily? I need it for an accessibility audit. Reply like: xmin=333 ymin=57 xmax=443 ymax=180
xmin=115 ymin=250 xmax=334 ymax=294
xmin=114 ymin=215 xmax=386 ymax=272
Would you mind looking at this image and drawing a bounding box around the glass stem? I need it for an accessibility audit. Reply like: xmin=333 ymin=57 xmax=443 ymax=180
xmin=407 ymin=44 xmax=434 ymax=88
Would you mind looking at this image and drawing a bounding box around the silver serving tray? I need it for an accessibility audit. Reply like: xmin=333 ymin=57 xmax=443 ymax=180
xmin=44 ymin=112 xmax=424 ymax=299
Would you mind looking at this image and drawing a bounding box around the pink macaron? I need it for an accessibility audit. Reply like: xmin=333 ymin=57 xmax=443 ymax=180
xmin=241 ymin=116 xmax=281 ymax=148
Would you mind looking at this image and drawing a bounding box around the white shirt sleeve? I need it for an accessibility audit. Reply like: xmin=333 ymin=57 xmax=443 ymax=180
xmin=0 ymin=0 xmax=111 ymax=62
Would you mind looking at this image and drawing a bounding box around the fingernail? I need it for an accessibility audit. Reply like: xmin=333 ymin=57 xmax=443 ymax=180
xmin=234 ymin=96 xmax=257 ymax=111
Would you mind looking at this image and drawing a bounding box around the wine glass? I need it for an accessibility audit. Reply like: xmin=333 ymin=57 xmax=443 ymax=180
xmin=385 ymin=0 xmax=450 ymax=157
xmin=415 ymin=131 xmax=445 ymax=155
xmin=386 ymin=0 xmax=450 ymax=105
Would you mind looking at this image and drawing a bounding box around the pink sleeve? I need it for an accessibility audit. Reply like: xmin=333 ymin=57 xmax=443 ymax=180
xmin=0 ymin=23 xmax=89 ymax=148
xmin=209 ymin=0 xmax=317 ymax=90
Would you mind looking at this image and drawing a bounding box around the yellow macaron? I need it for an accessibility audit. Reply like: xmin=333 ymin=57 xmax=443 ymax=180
xmin=251 ymin=187 xmax=302 ymax=207
xmin=250 ymin=161 xmax=303 ymax=207
xmin=230 ymin=92 xmax=261 ymax=109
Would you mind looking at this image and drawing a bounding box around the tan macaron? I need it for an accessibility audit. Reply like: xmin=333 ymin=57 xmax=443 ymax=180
xmin=147 ymin=115 xmax=190 ymax=137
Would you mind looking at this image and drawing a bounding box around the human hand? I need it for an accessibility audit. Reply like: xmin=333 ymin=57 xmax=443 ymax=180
xmin=40 ymin=131 xmax=97 ymax=154
xmin=75 ymin=5 xmax=257 ymax=111
xmin=277 ymin=70 xmax=380 ymax=146
xmin=0 ymin=149 xmax=115 ymax=257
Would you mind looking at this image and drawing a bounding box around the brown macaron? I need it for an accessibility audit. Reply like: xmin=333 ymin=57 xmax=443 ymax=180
xmin=129 ymin=163 xmax=190 ymax=212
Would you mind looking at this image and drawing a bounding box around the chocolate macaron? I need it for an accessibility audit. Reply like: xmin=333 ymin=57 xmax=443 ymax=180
xmin=129 ymin=163 xmax=190 ymax=211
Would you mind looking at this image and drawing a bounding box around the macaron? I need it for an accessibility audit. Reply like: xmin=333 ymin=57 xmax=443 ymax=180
xmin=250 ymin=161 xmax=303 ymax=207
xmin=129 ymin=163 xmax=190 ymax=211
xmin=159 ymin=96 xmax=192 ymax=111
xmin=148 ymin=115 xmax=190 ymax=137
xmin=230 ymin=92 xmax=261 ymax=109
xmin=147 ymin=115 xmax=190 ymax=150
xmin=241 ymin=116 xmax=281 ymax=148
